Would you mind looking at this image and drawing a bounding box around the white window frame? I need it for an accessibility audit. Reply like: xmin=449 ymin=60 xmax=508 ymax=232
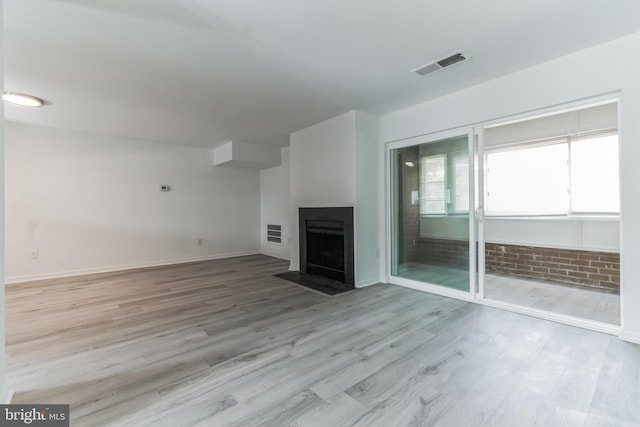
xmin=419 ymin=152 xmax=470 ymax=216
xmin=484 ymin=131 xmax=619 ymax=218
xmin=419 ymin=154 xmax=447 ymax=215
xmin=452 ymin=153 xmax=470 ymax=213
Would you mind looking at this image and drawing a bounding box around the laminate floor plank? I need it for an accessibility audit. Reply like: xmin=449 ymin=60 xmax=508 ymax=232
xmin=484 ymin=273 xmax=620 ymax=325
xmin=589 ymin=339 xmax=640 ymax=424
xmin=5 ymin=254 xmax=640 ymax=426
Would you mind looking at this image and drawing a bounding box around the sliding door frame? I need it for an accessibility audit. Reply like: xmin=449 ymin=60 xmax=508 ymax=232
xmin=386 ymin=126 xmax=476 ymax=302
xmin=475 ymin=127 xmax=485 ymax=300
xmin=384 ymin=93 xmax=622 ymax=337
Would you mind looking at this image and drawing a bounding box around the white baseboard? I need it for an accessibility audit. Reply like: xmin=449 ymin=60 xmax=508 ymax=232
xmin=619 ymin=330 xmax=640 ymax=344
xmin=260 ymin=252 xmax=290 ymax=262
xmin=0 ymin=385 xmax=13 ymax=404
xmin=356 ymin=279 xmax=380 ymax=288
xmin=5 ymin=251 xmax=260 ymax=284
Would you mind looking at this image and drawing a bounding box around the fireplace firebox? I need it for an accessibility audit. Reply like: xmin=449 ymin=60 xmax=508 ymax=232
xmin=299 ymin=207 xmax=354 ymax=287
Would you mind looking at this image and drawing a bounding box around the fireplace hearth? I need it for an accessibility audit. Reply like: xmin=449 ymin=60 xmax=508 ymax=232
xmin=299 ymin=207 xmax=354 ymax=287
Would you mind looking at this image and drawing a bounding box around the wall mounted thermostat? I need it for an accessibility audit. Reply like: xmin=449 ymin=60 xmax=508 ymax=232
xmin=160 ymin=185 xmax=171 ymax=192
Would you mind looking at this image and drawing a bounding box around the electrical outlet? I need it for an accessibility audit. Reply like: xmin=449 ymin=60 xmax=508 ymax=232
xmin=31 ymin=250 xmax=39 ymax=260
xmin=197 ymin=238 xmax=203 ymax=246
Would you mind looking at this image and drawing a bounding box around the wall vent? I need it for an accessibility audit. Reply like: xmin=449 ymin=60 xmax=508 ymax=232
xmin=412 ymin=51 xmax=468 ymax=76
xmin=267 ymin=224 xmax=282 ymax=245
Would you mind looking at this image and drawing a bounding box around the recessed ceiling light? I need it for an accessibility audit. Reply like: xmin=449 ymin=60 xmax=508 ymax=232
xmin=3 ymin=91 xmax=45 ymax=107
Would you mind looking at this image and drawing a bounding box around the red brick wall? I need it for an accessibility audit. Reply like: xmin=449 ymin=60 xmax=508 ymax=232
xmin=415 ymin=238 xmax=469 ymax=270
xmin=485 ymin=243 xmax=619 ymax=291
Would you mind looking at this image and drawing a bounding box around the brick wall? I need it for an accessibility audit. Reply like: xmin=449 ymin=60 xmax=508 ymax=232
xmin=415 ymin=238 xmax=469 ymax=270
xmin=485 ymin=243 xmax=619 ymax=291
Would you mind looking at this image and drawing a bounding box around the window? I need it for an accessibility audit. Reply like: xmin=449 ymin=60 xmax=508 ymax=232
xmin=419 ymin=152 xmax=469 ymax=215
xmin=420 ymin=154 xmax=446 ymax=214
xmin=485 ymin=133 xmax=619 ymax=215
xmin=486 ymin=142 xmax=569 ymax=214
xmin=454 ymin=155 xmax=469 ymax=212
xmin=570 ymin=135 xmax=619 ymax=213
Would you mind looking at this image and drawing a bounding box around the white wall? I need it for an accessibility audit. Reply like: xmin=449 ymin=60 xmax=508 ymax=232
xmin=0 ymin=1 xmax=7 ymax=403
xmin=484 ymin=218 xmax=619 ymax=252
xmin=215 ymin=141 xmax=281 ymax=169
xmin=419 ymin=217 xmax=468 ymax=241
xmin=419 ymin=217 xmax=619 ymax=252
xmin=380 ymin=32 xmax=640 ymax=340
xmin=5 ymin=122 xmax=261 ymax=282
xmin=288 ymin=110 xmax=380 ymax=286
xmin=260 ymin=146 xmax=290 ymax=260
xmin=289 ymin=111 xmax=357 ymax=271
xmin=484 ymin=101 xmax=617 ymax=147
xmin=354 ymin=111 xmax=380 ymax=286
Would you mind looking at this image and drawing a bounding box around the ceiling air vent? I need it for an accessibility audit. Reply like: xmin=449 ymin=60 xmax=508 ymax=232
xmin=412 ymin=51 xmax=468 ymax=76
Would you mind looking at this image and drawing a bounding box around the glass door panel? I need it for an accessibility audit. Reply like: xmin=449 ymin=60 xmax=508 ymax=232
xmin=391 ymin=134 xmax=471 ymax=292
xmin=478 ymin=103 xmax=621 ymax=326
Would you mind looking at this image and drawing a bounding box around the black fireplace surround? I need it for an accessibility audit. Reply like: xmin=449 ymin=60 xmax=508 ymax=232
xmin=299 ymin=207 xmax=354 ymax=287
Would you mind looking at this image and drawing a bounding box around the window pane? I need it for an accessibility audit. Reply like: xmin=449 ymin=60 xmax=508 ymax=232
xmin=425 ymin=200 xmax=445 ymax=213
xmin=454 ymin=156 xmax=469 ymax=211
xmin=486 ymin=143 xmax=569 ymax=214
xmin=426 ymin=182 xmax=446 ymax=199
xmin=571 ymin=135 xmax=619 ymax=213
xmin=423 ymin=156 xmax=445 ymax=181
xmin=420 ymin=154 xmax=446 ymax=214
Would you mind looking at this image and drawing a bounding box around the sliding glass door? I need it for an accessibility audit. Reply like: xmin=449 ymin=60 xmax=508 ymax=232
xmin=478 ymin=101 xmax=621 ymax=326
xmin=389 ymin=131 xmax=474 ymax=295
xmin=387 ymin=98 xmax=620 ymax=333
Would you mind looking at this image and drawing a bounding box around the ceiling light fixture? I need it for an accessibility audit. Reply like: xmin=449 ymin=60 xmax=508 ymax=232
xmin=3 ymin=91 xmax=45 ymax=107
xmin=405 ymin=161 xmax=415 ymax=167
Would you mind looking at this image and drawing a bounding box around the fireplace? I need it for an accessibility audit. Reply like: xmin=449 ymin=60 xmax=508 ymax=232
xmin=299 ymin=207 xmax=354 ymax=287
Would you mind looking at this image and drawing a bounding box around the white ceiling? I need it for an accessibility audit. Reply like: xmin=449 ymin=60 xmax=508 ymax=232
xmin=5 ymin=0 xmax=640 ymax=147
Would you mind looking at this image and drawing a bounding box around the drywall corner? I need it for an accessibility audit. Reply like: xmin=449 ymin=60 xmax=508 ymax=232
xmin=260 ymin=146 xmax=291 ymax=260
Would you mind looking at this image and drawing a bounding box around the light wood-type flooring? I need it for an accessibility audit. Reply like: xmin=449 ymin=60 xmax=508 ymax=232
xmin=398 ymin=262 xmax=620 ymax=325
xmin=6 ymin=255 xmax=640 ymax=426
xmin=484 ymin=273 xmax=620 ymax=325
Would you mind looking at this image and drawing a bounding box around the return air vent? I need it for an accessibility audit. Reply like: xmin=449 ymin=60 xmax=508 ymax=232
xmin=267 ymin=224 xmax=282 ymax=245
xmin=412 ymin=51 xmax=468 ymax=76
